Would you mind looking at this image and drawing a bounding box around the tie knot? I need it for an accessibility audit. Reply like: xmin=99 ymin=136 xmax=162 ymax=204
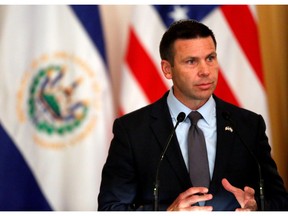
xmin=188 ymin=111 xmax=202 ymax=126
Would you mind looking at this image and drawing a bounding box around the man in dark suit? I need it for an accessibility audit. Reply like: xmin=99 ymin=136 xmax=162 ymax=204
xmin=98 ymin=19 xmax=288 ymax=211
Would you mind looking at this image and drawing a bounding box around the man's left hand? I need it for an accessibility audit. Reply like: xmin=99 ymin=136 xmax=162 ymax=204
xmin=222 ymin=178 xmax=257 ymax=211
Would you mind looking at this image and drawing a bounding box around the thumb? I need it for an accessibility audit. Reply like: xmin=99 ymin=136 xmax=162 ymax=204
xmin=222 ymin=178 xmax=246 ymax=208
xmin=222 ymin=178 xmax=237 ymax=193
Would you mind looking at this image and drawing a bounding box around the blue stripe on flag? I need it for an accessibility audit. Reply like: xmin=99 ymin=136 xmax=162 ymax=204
xmin=70 ymin=5 xmax=108 ymax=67
xmin=0 ymin=124 xmax=52 ymax=210
xmin=153 ymin=5 xmax=218 ymax=27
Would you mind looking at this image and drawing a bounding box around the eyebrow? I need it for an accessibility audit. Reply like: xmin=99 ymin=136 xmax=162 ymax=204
xmin=185 ymin=51 xmax=217 ymax=60
xmin=207 ymin=51 xmax=217 ymax=57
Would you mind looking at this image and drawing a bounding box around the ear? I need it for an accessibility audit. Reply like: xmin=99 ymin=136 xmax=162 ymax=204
xmin=161 ymin=60 xmax=173 ymax=79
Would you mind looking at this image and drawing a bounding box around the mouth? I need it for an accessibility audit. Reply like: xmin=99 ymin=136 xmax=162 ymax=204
xmin=196 ymin=82 xmax=213 ymax=90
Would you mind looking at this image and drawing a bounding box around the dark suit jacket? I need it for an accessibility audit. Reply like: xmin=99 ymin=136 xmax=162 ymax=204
xmin=98 ymin=92 xmax=288 ymax=211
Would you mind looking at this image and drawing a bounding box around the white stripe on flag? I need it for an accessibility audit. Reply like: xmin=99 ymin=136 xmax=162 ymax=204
xmin=131 ymin=5 xmax=171 ymax=88
xmin=120 ymin=64 xmax=150 ymax=114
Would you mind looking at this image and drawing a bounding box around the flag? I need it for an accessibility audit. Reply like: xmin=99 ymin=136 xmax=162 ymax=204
xmin=0 ymin=5 xmax=114 ymax=210
xmin=120 ymin=5 xmax=270 ymax=138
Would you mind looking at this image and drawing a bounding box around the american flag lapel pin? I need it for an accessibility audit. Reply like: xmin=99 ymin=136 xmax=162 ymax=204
xmin=225 ymin=126 xmax=233 ymax=132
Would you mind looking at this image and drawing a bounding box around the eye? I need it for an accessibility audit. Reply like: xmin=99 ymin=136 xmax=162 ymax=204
xmin=186 ymin=58 xmax=196 ymax=65
xmin=207 ymin=54 xmax=217 ymax=62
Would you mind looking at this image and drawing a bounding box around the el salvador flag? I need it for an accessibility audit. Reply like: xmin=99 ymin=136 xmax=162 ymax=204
xmin=0 ymin=5 xmax=114 ymax=210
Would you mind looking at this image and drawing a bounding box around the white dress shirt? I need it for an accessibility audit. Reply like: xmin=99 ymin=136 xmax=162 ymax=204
xmin=167 ymin=88 xmax=217 ymax=179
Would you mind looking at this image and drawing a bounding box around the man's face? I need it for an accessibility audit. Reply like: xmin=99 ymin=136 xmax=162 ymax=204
xmin=162 ymin=37 xmax=219 ymax=109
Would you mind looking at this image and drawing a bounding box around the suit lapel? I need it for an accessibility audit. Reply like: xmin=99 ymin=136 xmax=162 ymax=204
xmin=209 ymin=96 xmax=235 ymax=195
xmin=150 ymin=94 xmax=191 ymax=189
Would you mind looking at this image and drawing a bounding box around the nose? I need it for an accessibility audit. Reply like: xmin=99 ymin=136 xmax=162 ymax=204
xmin=198 ymin=62 xmax=210 ymax=77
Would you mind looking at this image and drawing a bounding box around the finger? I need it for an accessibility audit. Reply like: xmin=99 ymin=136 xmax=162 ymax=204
xmin=168 ymin=189 xmax=213 ymax=211
xmin=243 ymin=187 xmax=255 ymax=206
xmin=180 ymin=192 xmax=213 ymax=208
xmin=222 ymin=178 xmax=246 ymax=208
xmin=235 ymin=200 xmax=257 ymax=211
xmin=168 ymin=200 xmax=213 ymax=211
xmin=235 ymin=208 xmax=251 ymax=212
xmin=177 ymin=187 xmax=209 ymax=201
xmin=243 ymin=199 xmax=257 ymax=211
xmin=176 ymin=188 xmax=197 ymax=201
xmin=244 ymin=186 xmax=255 ymax=199
xmin=186 ymin=187 xmax=209 ymax=195
xmin=170 ymin=205 xmax=213 ymax=211
xmin=168 ymin=190 xmax=202 ymax=210
xmin=189 ymin=193 xmax=213 ymax=204
xmin=222 ymin=178 xmax=238 ymax=193
xmin=189 ymin=205 xmax=213 ymax=211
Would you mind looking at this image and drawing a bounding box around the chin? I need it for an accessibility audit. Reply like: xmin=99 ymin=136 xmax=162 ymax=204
xmin=196 ymin=92 xmax=213 ymax=100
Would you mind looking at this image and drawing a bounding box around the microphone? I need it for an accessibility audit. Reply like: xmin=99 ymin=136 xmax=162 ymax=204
xmin=222 ymin=111 xmax=265 ymax=211
xmin=153 ymin=112 xmax=186 ymax=211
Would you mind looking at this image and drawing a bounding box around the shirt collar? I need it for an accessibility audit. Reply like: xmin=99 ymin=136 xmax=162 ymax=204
xmin=167 ymin=88 xmax=216 ymax=125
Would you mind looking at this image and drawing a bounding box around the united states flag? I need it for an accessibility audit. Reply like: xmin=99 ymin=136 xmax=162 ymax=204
xmin=120 ymin=5 xmax=270 ymax=138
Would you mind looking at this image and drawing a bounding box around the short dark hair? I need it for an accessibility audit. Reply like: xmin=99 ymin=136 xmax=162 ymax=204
xmin=159 ymin=19 xmax=217 ymax=65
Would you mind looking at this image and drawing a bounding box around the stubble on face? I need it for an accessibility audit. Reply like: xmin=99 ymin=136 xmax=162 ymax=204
xmin=171 ymin=37 xmax=219 ymax=110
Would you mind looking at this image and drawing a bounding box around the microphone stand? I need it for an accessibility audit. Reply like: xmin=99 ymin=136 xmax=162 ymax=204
xmin=222 ymin=112 xmax=265 ymax=211
xmin=237 ymin=130 xmax=265 ymax=211
xmin=153 ymin=112 xmax=185 ymax=211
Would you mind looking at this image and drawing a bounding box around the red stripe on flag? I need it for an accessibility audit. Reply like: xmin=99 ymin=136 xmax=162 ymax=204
xmin=125 ymin=28 xmax=168 ymax=103
xmin=220 ymin=5 xmax=265 ymax=88
xmin=214 ymin=70 xmax=240 ymax=107
xmin=117 ymin=107 xmax=124 ymax=117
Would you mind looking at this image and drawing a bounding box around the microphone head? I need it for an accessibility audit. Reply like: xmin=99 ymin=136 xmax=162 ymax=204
xmin=177 ymin=112 xmax=186 ymax=122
